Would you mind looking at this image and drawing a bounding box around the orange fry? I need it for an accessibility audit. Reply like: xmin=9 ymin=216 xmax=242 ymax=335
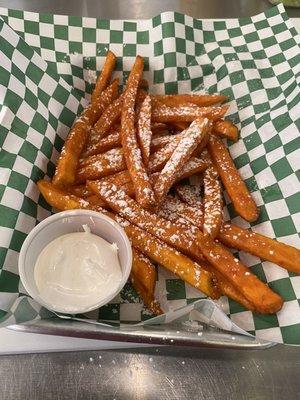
xmin=175 ymin=153 xmax=210 ymax=181
xmin=149 ymin=135 xmax=183 ymax=173
xmin=123 ymin=222 xmax=220 ymax=300
xmin=213 ymin=120 xmax=239 ymax=142
xmin=83 ymin=128 xmax=121 ymax=157
xmin=52 ymin=79 xmax=119 ymax=188
xmin=77 ymin=145 xmax=204 ymax=183
xmin=162 ymin=195 xmax=204 ymax=227
xmin=154 ymin=117 xmax=212 ymax=204
xmin=153 ymin=94 xmax=227 ymax=107
xmin=203 ymin=165 xmax=223 ymax=239
xmin=152 ymin=104 xmax=229 ymax=123
xmin=208 ymin=135 xmax=259 ymax=222
xmin=91 ymin=182 xmax=283 ymax=314
xmin=89 ymin=180 xmax=205 ymax=261
xmin=131 ymin=249 xmax=162 ymax=315
xmin=86 ymin=95 xmax=123 ymax=156
xmin=218 ymin=224 xmax=300 ymax=275
xmin=150 ymin=133 xmax=179 ymax=153
xmin=121 ymin=55 xmax=156 ymax=209
xmin=91 ymin=50 xmax=116 ymax=103
xmin=67 ymin=184 xmax=94 ymax=198
xmin=163 ymin=196 xmax=300 ymax=276
xmin=158 ymin=198 xmax=257 ymax=311
xmin=76 ymin=148 xmax=126 ymax=183
xmin=136 ymin=95 xmax=152 ymax=167
xmin=37 ymin=180 xmax=105 ymax=211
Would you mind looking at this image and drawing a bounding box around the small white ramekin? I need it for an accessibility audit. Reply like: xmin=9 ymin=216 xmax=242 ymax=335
xmin=18 ymin=210 xmax=132 ymax=314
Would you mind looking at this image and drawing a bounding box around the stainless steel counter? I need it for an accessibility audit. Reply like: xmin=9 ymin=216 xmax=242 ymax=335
xmin=0 ymin=344 xmax=300 ymax=399
xmin=0 ymin=0 xmax=300 ymax=399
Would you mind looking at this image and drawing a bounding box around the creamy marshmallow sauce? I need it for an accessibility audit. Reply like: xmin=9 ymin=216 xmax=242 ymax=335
xmin=34 ymin=226 xmax=122 ymax=312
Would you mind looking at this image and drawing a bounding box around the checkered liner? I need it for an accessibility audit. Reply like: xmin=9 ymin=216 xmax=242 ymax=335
xmin=0 ymin=5 xmax=299 ymax=344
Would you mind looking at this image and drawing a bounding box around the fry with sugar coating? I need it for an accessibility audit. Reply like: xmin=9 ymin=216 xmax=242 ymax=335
xmin=121 ymin=55 xmax=156 ymax=209
xmin=37 ymin=180 xmax=106 ymax=211
xmin=123 ymin=222 xmax=220 ymax=300
xmin=149 ymin=135 xmax=182 ymax=173
xmin=66 ymin=184 xmax=94 ymax=198
xmin=77 ymin=144 xmax=210 ymax=183
xmin=76 ymin=148 xmax=126 ymax=183
xmin=152 ymin=104 xmax=229 ymax=122
xmin=89 ymin=179 xmax=206 ymax=262
xmin=92 ymin=50 xmax=116 ymax=103
xmin=86 ymin=95 xmax=123 ymax=156
xmin=163 ymin=195 xmax=300 ymax=276
xmin=203 ymin=165 xmax=223 ymax=239
xmin=83 ymin=128 xmax=121 ymax=157
xmin=91 ymin=182 xmax=283 ymax=314
xmin=150 ymin=133 xmax=181 ymax=153
xmin=52 ymin=79 xmax=119 ymax=188
xmin=137 ymin=95 xmax=152 ymax=167
xmin=208 ymin=134 xmax=259 ymax=222
xmin=154 ymin=117 xmax=212 ymax=204
xmin=131 ymin=249 xmax=162 ymax=315
xmin=213 ymin=120 xmax=239 ymax=142
xmin=152 ymin=94 xmax=227 ymax=107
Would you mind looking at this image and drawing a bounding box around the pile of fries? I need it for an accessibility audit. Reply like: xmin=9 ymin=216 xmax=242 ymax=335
xmin=38 ymin=51 xmax=300 ymax=316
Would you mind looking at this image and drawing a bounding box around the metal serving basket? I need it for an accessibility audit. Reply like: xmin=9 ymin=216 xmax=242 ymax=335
xmin=9 ymin=319 xmax=275 ymax=349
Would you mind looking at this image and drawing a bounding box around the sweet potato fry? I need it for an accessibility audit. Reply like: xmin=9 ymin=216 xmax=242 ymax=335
xmin=148 ymin=135 xmax=183 ymax=173
xmin=158 ymin=199 xmax=257 ymax=310
xmin=91 ymin=50 xmax=116 ymax=103
xmin=83 ymin=128 xmax=121 ymax=157
xmin=153 ymin=94 xmax=227 ymax=107
xmin=137 ymin=95 xmax=152 ymax=167
xmin=162 ymin=195 xmax=204 ymax=227
xmin=203 ymin=265 xmax=255 ymax=311
xmin=213 ymin=120 xmax=239 ymax=142
xmin=154 ymin=118 xmax=212 ymax=204
xmin=150 ymin=133 xmax=179 ymax=153
xmin=77 ymin=143 xmax=209 ymax=183
xmin=89 ymin=180 xmax=204 ymax=260
xmin=203 ymin=165 xmax=223 ymax=239
xmin=132 ymin=249 xmax=157 ymax=295
xmin=121 ymin=55 xmax=156 ymax=209
xmin=86 ymin=95 xmax=123 ymax=156
xmin=37 ymin=180 xmax=105 ymax=211
xmin=67 ymin=184 xmax=94 ymax=198
xmin=152 ymin=104 xmax=229 ymax=123
xmin=122 ymin=222 xmax=220 ymax=300
xmin=131 ymin=249 xmax=162 ymax=315
xmin=53 ymin=79 xmax=119 ymax=188
xmin=163 ymin=196 xmax=300 ymax=276
xmin=208 ymin=134 xmax=259 ymax=222
xmin=76 ymin=148 xmax=126 ymax=183
xmin=91 ymin=182 xmax=283 ymax=314
xmin=175 ymin=153 xmax=210 ymax=181
xmin=218 ymin=224 xmax=300 ymax=275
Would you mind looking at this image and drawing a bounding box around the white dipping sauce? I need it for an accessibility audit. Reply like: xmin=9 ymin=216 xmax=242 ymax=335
xmin=34 ymin=228 xmax=122 ymax=313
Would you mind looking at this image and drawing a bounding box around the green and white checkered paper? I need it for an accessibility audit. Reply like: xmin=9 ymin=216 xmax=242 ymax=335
xmin=0 ymin=5 xmax=299 ymax=344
